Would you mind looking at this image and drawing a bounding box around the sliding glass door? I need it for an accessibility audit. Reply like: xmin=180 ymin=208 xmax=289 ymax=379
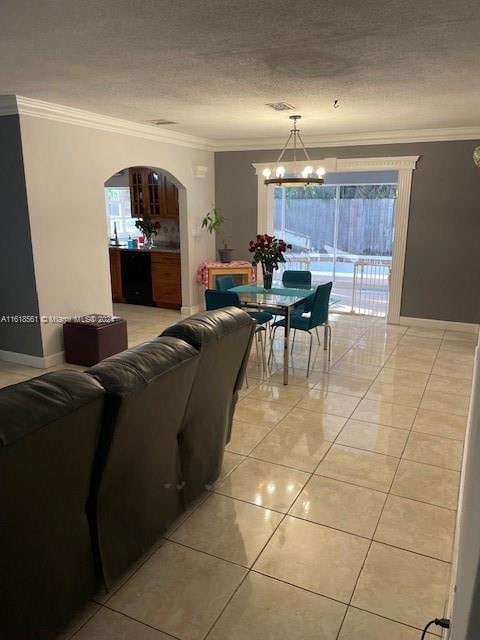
xmin=273 ymin=182 xmax=397 ymax=316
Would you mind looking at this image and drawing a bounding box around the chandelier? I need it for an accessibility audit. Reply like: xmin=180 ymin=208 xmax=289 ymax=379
xmin=263 ymin=115 xmax=326 ymax=187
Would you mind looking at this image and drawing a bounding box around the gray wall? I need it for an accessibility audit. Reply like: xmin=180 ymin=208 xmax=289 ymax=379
xmin=215 ymin=140 xmax=480 ymax=324
xmin=0 ymin=115 xmax=43 ymax=356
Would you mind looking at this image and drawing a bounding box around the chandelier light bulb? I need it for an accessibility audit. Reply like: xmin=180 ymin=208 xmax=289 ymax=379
xmin=262 ymin=168 xmax=272 ymax=178
xmin=316 ymin=167 xmax=326 ymax=177
xmin=302 ymin=166 xmax=314 ymax=178
xmin=276 ymin=166 xmax=285 ymax=178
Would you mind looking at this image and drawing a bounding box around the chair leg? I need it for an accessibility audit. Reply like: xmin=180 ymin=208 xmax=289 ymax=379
xmin=258 ymin=329 xmax=267 ymax=372
xmin=306 ymin=331 xmax=313 ymax=377
xmin=268 ymin=325 xmax=279 ymax=364
xmin=290 ymin=328 xmax=297 ymax=354
xmin=254 ymin=330 xmax=260 ymax=365
xmin=327 ymin=324 xmax=332 ymax=362
xmin=315 ymin=326 xmax=321 ymax=345
xmin=324 ymin=324 xmax=328 ymax=350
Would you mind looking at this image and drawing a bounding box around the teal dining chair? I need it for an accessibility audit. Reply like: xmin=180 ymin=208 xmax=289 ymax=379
xmin=216 ymin=275 xmax=235 ymax=291
xmin=282 ymin=270 xmax=312 ymax=288
xmin=271 ymin=269 xmax=313 ymax=330
xmin=269 ymin=282 xmax=333 ymax=375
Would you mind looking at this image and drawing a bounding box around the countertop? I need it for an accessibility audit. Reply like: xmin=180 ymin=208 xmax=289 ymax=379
xmin=109 ymin=244 xmax=180 ymax=254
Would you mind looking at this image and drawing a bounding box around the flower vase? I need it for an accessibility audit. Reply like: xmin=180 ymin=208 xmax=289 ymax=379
xmin=262 ymin=265 xmax=273 ymax=290
xmin=143 ymin=235 xmax=153 ymax=249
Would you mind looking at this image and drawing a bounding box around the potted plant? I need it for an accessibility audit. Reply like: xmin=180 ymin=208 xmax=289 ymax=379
xmin=135 ymin=218 xmax=160 ymax=249
xmin=249 ymin=234 xmax=291 ymax=290
xmin=201 ymin=208 xmax=234 ymax=263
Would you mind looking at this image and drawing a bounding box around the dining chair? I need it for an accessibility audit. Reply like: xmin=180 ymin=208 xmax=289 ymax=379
xmin=205 ymin=289 xmax=272 ymax=370
xmin=272 ymin=270 xmax=313 ymax=327
xmin=269 ymin=281 xmax=333 ymax=375
xmin=216 ymin=275 xmax=235 ymax=291
xmin=282 ymin=270 xmax=312 ymax=288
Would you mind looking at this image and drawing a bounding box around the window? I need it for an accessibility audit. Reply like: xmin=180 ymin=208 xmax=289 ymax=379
xmin=104 ymin=188 xmax=138 ymax=241
xmin=273 ymin=182 xmax=397 ymax=316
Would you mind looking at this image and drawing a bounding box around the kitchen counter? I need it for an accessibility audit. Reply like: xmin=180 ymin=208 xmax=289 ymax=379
xmin=109 ymin=245 xmax=180 ymax=254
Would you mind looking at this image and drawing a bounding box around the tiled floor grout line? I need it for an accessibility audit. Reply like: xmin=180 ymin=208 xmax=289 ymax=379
xmin=334 ymin=327 xmax=448 ymax=639
xmin=236 ymin=320 xmax=382 ymax=640
xmin=101 ymin=604 xmax=182 ymax=640
xmin=195 ymin=325 xmax=464 ymax=638
xmin=200 ymin=334 xmax=354 ymax=640
xmin=338 ymin=329 xmax=448 ymax=639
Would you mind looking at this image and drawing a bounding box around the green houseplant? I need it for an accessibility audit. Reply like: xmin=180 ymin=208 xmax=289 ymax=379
xmin=201 ymin=208 xmax=234 ymax=263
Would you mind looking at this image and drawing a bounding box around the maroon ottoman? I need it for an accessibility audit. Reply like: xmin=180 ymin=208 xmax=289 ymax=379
xmin=63 ymin=315 xmax=128 ymax=366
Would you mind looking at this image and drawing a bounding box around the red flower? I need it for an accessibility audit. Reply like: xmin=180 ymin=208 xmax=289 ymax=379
xmin=247 ymin=233 xmax=291 ymax=268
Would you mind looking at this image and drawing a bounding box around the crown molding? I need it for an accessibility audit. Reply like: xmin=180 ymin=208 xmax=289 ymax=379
xmin=211 ymin=126 xmax=480 ymax=151
xmin=1 ymin=95 xmax=479 ymax=152
xmin=9 ymin=95 xmax=213 ymax=151
xmin=252 ymin=156 xmax=420 ymax=174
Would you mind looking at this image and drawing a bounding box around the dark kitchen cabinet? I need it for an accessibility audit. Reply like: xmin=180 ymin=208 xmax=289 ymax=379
xmin=109 ymin=249 xmax=124 ymax=303
xmin=151 ymin=252 xmax=181 ymax=308
xmin=128 ymin=167 xmax=178 ymax=218
xmin=129 ymin=167 xmax=147 ymax=217
xmin=164 ymin=179 xmax=179 ymax=218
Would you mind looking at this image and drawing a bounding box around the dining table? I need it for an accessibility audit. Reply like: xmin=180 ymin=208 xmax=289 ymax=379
xmin=229 ymin=282 xmax=338 ymax=385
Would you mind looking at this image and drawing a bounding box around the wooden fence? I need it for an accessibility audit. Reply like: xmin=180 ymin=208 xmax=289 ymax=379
xmin=274 ymin=197 xmax=395 ymax=256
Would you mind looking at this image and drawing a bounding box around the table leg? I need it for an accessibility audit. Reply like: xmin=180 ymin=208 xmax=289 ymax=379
xmin=283 ymin=306 xmax=290 ymax=385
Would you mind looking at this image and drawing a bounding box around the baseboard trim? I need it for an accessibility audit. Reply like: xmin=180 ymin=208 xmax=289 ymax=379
xmin=399 ymin=316 xmax=480 ymax=334
xmin=181 ymin=304 xmax=201 ymax=315
xmin=0 ymin=348 xmax=65 ymax=369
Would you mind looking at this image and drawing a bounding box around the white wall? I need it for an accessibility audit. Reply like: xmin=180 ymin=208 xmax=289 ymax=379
xmin=449 ymin=339 xmax=480 ymax=639
xmin=18 ymin=114 xmax=215 ymax=361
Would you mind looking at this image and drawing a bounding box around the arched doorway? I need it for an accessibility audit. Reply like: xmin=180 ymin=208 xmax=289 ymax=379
xmin=104 ymin=166 xmax=185 ymax=311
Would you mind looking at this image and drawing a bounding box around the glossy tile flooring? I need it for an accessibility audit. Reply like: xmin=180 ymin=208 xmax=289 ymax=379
xmin=1 ymin=305 xmax=476 ymax=639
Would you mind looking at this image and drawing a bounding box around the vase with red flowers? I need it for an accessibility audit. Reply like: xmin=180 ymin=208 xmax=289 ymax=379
xmin=135 ymin=218 xmax=161 ymax=249
xmin=248 ymin=234 xmax=292 ymax=290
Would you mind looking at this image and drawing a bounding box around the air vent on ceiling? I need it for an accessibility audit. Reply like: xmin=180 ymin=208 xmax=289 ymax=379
xmin=266 ymin=102 xmax=296 ymax=111
xmin=146 ymin=119 xmax=178 ymax=125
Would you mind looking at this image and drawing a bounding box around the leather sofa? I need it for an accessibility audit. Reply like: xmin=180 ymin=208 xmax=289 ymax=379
xmin=86 ymin=336 xmax=199 ymax=589
xmin=162 ymin=307 xmax=255 ymax=503
xmin=0 ymin=371 xmax=105 ymax=640
xmin=0 ymin=308 xmax=255 ymax=639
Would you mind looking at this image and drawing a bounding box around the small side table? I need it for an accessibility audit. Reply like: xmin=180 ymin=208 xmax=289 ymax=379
xmin=197 ymin=261 xmax=256 ymax=289
xmin=63 ymin=315 xmax=128 ymax=366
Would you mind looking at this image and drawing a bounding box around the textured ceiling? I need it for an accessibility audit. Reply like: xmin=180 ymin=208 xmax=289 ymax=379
xmin=1 ymin=0 xmax=479 ymax=140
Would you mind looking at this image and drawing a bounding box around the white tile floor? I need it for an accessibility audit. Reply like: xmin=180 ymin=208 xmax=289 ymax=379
xmin=1 ymin=304 xmax=476 ymax=639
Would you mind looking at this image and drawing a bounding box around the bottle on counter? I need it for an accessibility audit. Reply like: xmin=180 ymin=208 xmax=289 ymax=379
xmin=127 ymin=235 xmax=134 ymax=249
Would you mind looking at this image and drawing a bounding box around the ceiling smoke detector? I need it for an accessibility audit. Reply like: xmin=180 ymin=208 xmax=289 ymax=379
xmin=266 ymin=102 xmax=296 ymax=111
xmin=146 ymin=119 xmax=178 ymax=125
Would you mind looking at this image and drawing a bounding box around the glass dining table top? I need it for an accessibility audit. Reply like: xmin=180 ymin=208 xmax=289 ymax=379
xmin=229 ymin=282 xmax=339 ymax=309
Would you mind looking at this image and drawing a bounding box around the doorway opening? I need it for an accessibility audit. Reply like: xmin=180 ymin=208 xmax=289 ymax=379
xmin=104 ymin=167 xmax=183 ymax=310
xmin=273 ymin=171 xmax=398 ymax=317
